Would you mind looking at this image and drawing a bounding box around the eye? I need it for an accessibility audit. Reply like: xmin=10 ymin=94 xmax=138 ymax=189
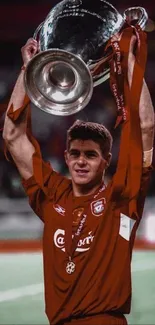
xmin=86 ymin=152 xmax=97 ymax=158
xmin=69 ymin=150 xmax=79 ymax=157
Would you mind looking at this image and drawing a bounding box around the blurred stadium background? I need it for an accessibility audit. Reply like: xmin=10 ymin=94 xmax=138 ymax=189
xmin=0 ymin=0 xmax=155 ymax=324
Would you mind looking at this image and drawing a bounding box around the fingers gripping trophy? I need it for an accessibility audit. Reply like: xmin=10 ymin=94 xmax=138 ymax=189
xmin=23 ymin=0 xmax=154 ymax=117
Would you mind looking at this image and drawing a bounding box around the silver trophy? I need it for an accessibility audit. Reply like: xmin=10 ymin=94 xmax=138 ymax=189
xmin=24 ymin=0 xmax=152 ymax=116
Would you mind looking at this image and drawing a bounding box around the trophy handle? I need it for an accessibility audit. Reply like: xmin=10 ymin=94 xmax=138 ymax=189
xmin=123 ymin=7 xmax=148 ymax=30
xmin=33 ymin=22 xmax=44 ymax=39
xmin=33 ymin=22 xmax=44 ymax=51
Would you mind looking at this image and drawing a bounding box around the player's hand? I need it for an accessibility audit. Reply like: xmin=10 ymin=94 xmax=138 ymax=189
xmin=21 ymin=38 xmax=38 ymax=67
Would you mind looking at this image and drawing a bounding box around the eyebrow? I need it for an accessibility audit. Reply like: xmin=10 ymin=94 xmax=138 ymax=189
xmin=69 ymin=149 xmax=99 ymax=155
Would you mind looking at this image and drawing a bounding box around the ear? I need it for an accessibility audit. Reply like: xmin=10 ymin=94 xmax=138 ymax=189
xmin=64 ymin=150 xmax=69 ymax=166
xmin=105 ymin=152 xmax=112 ymax=169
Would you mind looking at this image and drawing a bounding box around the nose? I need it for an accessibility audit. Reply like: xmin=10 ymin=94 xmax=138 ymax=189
xmin=77 ymin=154 xmax=87 ymax=166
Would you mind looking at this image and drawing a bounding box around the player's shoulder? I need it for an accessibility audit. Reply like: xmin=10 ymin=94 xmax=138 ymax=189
xmin=48 ymin=170 xmax=72 ymax=199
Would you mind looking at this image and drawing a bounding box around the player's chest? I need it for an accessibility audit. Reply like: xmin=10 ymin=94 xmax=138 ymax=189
xmin=44 ymin=196 xmax=107 ymax=249
xmin=47 ymin=196 xmax=106 ymax=226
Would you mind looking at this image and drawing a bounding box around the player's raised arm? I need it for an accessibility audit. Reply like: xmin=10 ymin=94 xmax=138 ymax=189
xmin=2 ymin=38 xmax=38 ymax=180
xmin=128 ymin=35 xmax=155 ymax=163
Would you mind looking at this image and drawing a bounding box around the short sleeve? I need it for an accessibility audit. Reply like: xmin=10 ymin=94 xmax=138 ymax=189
xmin=22 ymin=160 xmax=52 ymax=221
xmin=22 ymin=160 xmax=69 ymax=221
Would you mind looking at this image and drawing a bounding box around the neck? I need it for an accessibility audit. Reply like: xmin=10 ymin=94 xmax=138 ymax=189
xmin=72 ymin=180 xmax=103 ymax=197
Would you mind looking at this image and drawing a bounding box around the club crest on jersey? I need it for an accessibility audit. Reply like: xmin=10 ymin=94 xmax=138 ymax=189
xmin=91 ymin=198 xmax=106 ymax=216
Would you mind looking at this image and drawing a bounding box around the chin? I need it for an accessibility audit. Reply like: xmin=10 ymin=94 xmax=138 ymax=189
xmin=73 ymin=173 xmax=98 ymax=187
xmin=72 ymin=175 xmax=90 ymax=185
xmin=74 ymin=178 xmax=90 ymax=186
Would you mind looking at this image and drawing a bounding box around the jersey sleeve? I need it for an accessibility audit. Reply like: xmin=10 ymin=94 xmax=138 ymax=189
xmin=22 ymin=160 xmax=67 ymax=221
xmin=21 ymin=133 xmax=71 ymax=222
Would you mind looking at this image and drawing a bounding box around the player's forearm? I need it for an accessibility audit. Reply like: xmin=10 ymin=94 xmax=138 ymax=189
xmin=3 ymin=37 xmax=38 ymax=143
xmin=128 ymin=54 xmax=155 ymax=151
xmin=8 ymin=69 xmax=26 ymax=110
xmin=139 ymin=80 xmax=155 ymax=151
xmin=3 ymin=69 xmax=28 ymax=142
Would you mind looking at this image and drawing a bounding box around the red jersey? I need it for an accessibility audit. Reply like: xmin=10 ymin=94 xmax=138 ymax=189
xmin=2 ymin=94 xmax=152 ymax=325
xmin=22 ymin=159 xmax=152 ymax=325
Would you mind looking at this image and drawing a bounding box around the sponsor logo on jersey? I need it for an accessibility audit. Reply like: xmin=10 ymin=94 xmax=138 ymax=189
xmin=53 ymin=204 xmax=65 ymax=216
xmin=91 ymin=197 xmax=106 ymax=216
xmin=53 ymin=229 xmax=94 ymax=252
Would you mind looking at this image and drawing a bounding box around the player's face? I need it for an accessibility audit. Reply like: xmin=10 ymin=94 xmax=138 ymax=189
xmin=65 ymin=139 xmax=109 ymax=192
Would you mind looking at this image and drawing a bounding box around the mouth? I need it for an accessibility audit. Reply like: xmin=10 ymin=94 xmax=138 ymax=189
xmin=75 ymin=169 xmax=89 ymax=176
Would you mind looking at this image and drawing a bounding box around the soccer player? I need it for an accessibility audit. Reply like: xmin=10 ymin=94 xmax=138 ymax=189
xmin=2 ymin=35 xmax=154 ymax=325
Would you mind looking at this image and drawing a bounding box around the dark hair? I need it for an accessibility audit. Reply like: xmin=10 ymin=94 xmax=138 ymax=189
xmin=66 ymin=120 xmax=113 ymax=159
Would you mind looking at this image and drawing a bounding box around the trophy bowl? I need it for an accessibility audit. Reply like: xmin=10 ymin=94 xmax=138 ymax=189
xmin=24 ymin=0 xmax=149 ymax=116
